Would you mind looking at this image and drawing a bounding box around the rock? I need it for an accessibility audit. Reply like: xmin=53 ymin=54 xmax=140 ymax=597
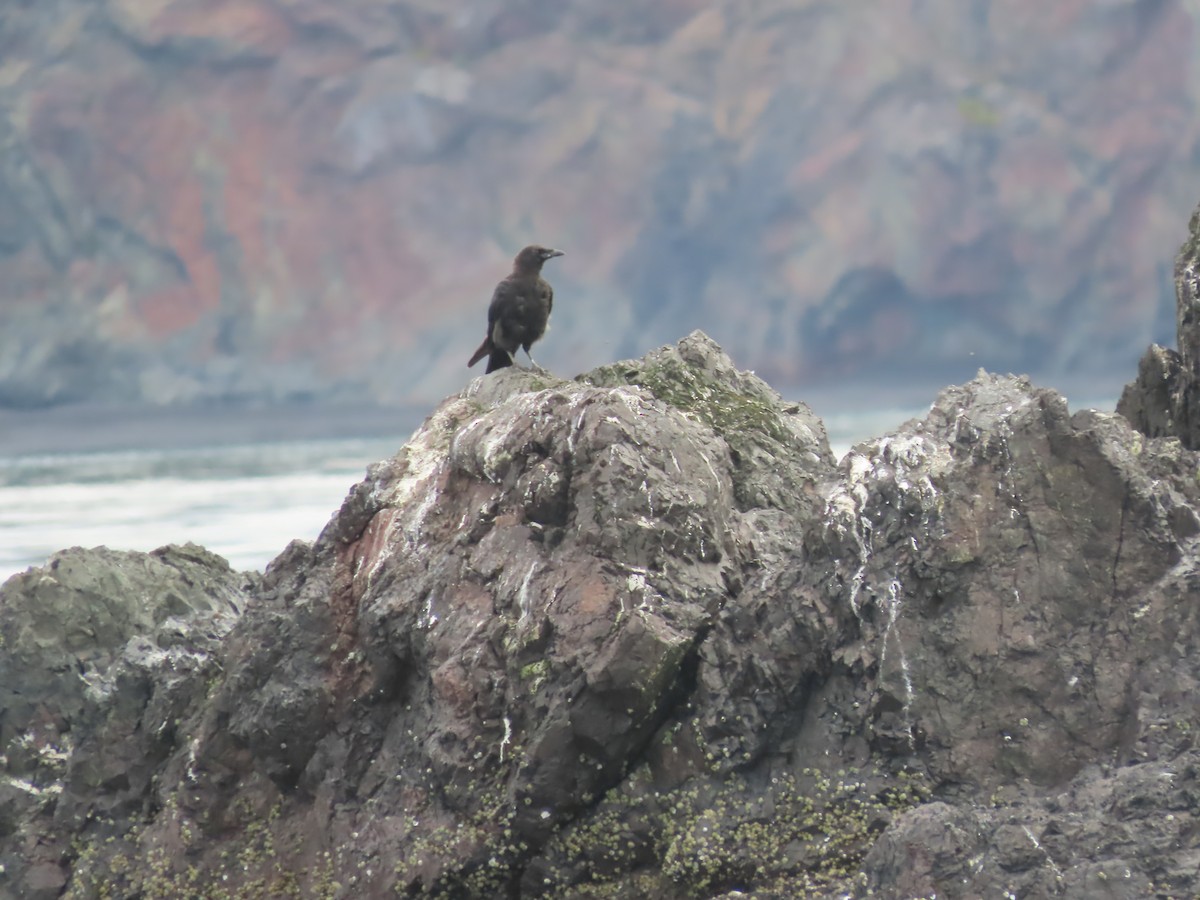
xmin=861 ymin=802 xmax=983 ymax=896
xmin=1120 ymin=200 xmax=1200 ymax=449
xmin=1 ymin=333 xmax=1199 ymax=898
xmin=1116 ymin=344 xmax=1182 ymax=439
xmin=0 ymin=544 xmax=250 ymax=900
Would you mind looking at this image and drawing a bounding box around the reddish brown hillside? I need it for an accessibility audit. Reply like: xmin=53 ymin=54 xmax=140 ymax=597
xmin=0 ymin=0 xmax=1196 ymax=408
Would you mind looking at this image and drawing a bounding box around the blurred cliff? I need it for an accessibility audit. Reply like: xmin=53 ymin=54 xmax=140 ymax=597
xmin=0 ymin=0 xmax=1196 ymax=410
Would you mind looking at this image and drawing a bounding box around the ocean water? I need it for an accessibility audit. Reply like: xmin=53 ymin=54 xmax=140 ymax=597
xmin=0 ymin=437 xmax=407 ymax=583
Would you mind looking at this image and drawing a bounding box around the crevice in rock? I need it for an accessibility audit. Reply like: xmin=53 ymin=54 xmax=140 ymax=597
xmin=502 ymin=618 xmax=717 ymax=893
xmin=1113 ymin=486 xmax=1130 ymax=600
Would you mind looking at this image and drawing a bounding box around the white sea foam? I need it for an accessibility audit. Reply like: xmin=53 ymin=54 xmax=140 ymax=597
xmin=0 ymin=437 xmax=402 ymax=583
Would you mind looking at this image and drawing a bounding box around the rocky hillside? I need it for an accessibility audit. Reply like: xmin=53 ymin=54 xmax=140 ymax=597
xmin=2 ymin=322 xmax=1199 ymax=897
xmin=0 ymin=0 xmax=1197 ymax=408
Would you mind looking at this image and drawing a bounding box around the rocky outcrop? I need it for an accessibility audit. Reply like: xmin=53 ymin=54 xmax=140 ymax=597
xmin=0 ymin=545 xmax=251 ymax=898
xmin=0 ymin=2 xmax=1195 ymax=407
xmin=2 ymin=332 xmax=1200 ymax=898
xmin=1119 ymin=199 xmax=1200 ymax=450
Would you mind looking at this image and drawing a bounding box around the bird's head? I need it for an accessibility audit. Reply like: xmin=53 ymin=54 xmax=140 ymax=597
xmin=514 ymin=245 xmax=565 ymax=273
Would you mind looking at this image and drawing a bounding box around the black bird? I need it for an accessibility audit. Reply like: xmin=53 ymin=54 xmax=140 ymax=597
xmin=468 ymin=245 xmax=564 ymax=373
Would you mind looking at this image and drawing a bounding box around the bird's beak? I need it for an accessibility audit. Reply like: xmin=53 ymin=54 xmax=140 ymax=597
xmin=546 ymin=249 xmax=564 ymax=258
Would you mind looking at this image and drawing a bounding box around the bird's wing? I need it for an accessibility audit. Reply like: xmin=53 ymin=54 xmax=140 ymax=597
xmin=486 ymin=280 xmax=508 ymax=329
xmin=495 ymin=277 xmax=543 ymax=329
xmin=488 ymin=278 xmax=525 ymax=325
xmin=470 ymin=280 xmax=514 ymax=367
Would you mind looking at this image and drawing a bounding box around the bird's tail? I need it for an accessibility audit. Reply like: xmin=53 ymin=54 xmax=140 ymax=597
xmin=485 ymin=348 xmax=513 ymax=373
xmin=467 ymin=337 xmax=491 ymax=368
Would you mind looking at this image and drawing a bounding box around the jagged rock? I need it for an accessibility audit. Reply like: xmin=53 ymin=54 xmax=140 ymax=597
xmin=1120 ymin=201 xmax=1200 ymax=448
xmin=1 ymin=333 xmax=1199 ymax=898
xmin=0 ymin=544 xmax=250 ymax=900
xmin=1117 ymin=344 xmax=1183 ymax=440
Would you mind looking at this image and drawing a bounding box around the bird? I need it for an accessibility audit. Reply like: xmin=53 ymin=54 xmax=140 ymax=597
xmin=468 ymin=245 xmax=564 ymax=374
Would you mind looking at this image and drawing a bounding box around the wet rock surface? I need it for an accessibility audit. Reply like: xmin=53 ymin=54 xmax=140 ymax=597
xmin=1 ymin=331 xmax=1199 ymax=898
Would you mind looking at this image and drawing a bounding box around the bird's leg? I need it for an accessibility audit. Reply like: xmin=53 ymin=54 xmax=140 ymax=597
xmin=524 ymin=348 xmax=549 ymax=375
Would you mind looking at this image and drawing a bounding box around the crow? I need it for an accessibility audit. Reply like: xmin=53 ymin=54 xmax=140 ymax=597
xmin=468 ymin=245 xmax=564 ymax=373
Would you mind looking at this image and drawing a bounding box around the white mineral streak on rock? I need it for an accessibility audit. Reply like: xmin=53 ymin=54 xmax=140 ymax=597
xmin=826 ymin=431 xmax=952 ymax=744
xmin=499 ymin=714 xmax=513 ymax=764
xmin=517 ymin=561 xmax=539 ymax=625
